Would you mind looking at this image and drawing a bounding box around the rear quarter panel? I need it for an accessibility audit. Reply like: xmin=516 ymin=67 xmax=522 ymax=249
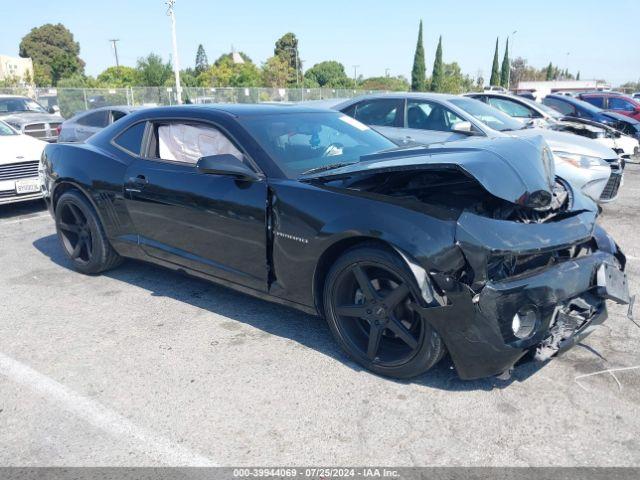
xmin=42 ymin=141 xmax=136 ymax=246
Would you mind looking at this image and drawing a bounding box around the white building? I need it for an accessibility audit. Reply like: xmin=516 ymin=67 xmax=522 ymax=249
xmin=0 ymin=55 xmax=34 ymax=85
xmin=515 ymin=80 xmax=611 ymax=100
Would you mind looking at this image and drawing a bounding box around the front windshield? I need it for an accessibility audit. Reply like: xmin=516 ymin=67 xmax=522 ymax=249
xmin=449 ymin=97 xmax=524 ymax=132
xmin=0 ymin=97 xmax=48 ymax=114
xmin=0 ymin=121 xmax=17 ymax=136
xmin=239 ymin=112 xmax=396 ymax=178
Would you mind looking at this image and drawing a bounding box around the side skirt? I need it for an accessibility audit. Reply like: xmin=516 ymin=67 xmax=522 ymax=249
xmin=110 ymin=237 xmax=318 ymax=317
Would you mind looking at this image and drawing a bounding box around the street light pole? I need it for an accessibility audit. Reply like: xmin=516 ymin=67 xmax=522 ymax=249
xmin=353 ymin=65 xmax=360 ymax=88
xmin=109 ymin=39 xmax=120 ymax=68
xmin=166 ymin=0 xmax=183 ymax=104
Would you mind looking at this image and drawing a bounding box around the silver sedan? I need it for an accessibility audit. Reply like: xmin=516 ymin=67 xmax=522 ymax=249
xmin=323 ymin=93 xmax=621 ymax=203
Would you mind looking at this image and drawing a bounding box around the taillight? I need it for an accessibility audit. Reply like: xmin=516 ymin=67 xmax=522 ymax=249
xmin=56 ymin=125 xmax=62 ymax=135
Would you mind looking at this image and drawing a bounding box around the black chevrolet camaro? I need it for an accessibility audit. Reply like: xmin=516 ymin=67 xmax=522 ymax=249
xmin=40 ymin=104 xmax=631 ymax=380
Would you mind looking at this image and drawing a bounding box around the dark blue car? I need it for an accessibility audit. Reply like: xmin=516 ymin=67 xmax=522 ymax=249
xmin=543 ymin=94 xmax=640 ymax=140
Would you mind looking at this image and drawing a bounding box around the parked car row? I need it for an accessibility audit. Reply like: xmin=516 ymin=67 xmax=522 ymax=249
xmin=318 ymin=93 xmax=627 ymax=203
xmin=466 ymin=92 xmax=639 ymax=160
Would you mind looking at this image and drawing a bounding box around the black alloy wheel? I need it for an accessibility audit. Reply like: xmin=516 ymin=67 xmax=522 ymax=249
xmin=58 ymin=202 xmax=93 ymax=264
xmin=55 ymin=190 xmax=122 ymax=274
xmin=324 ymin=246 xmax=445 ymax=378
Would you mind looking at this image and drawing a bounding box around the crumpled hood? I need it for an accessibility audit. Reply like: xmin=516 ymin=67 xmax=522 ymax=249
xmin=512 ymin=127 xmax=618 ymax=159
xmin=304 ymin=136 xmax=556 ymax=208
xmin=0 ymin=112 xmax=64 ymax=127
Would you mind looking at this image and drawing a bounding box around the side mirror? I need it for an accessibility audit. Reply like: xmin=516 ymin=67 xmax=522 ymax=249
xmin=452 ymin=121 xmax=477 ymax=136
xmin=196 ymin=154 xmax=260 ymax=181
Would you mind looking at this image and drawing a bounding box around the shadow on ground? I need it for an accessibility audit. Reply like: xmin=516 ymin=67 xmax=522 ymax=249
xmin=0 ymin=199 xmax=46 ymax=219
xmin=34 ymin=233 xmax=549 ymax=392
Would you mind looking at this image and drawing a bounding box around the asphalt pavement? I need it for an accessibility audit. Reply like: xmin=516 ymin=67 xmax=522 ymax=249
xmin=1 ymin=167 xmax=639 ymax=466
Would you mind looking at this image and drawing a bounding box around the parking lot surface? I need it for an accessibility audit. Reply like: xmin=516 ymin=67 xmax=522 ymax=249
xmin=1 ymin=167 xmax=640 ymax=467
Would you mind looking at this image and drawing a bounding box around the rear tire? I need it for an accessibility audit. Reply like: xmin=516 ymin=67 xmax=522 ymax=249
xmin=55 ymin=190 xmax=123 ymax=274
xmin=323 ymin=245 xmax=445 ymax=379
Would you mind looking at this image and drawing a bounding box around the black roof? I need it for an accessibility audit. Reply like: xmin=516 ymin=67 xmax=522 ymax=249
xmin=137 ymin=103 xmax=334 ymax=118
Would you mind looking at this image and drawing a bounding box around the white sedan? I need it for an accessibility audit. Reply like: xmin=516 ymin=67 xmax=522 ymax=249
xmin=0 ymin=120 xmax=46 ymax=205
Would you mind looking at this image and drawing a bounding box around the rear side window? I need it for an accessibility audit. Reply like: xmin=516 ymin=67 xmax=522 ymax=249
xmin=352 ymin=99 xmax=402 ymax=127
xmin=112 ymin=110 xmax=128 ymax=122
xmin=113 ymin=122 xmax=146 ymax=155
xmin=582 ymin=96 xmax=605 ymax=108
xmin=543 ymin=98 xmax=576 ymax=116
xmin=78 ymin=110 xmax=109 ymax=127
xmin=609 ymin=97 xmax=636 ymax=112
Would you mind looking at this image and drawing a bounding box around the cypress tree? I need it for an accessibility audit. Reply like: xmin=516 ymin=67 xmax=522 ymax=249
xmin=576 ymin=71 xmax=581 ymax=81
xmin=489 ymin=38 xmax=500 ymax=86
xmin=195 ymin=44 xmax=209 ymax=75
xmin=411 ymin=20 xmax=426 ymax=91
xmin=430 ymin=36 xmax=444 ymax=92
xmin=545 ymin=62 xmax=554 ymax=81
xmin=500 ymin=38 xmax=510 ymax=88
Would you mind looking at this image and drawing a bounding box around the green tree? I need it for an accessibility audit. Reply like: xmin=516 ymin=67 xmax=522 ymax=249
xmin=195 ymin=44 xmax=209 ymax=75
xmin=136 ymin=53 xmax=172 ymax=86
xmin=56 ymin=73 xmax=96 ymax=88
xmin=430 ymin=36 xmax=444 ymax=92
xmin=440 ymin=62 xmax=474 ymax=94
xmin=360 ymin=75 xmax=410 ymax=91
xmin=489 ymin=38 xmax=500 ymax=86
xmin=274 ymin=32 xmax=301 ymax=86
xmin=545 ymin=62 xmax=554 ymax=81
xmin=576 ymin=71 xmax=581 ymax=81
xmin=97 ymin=66 xmax=140 ymax=87
xmin=411 ymin=20 xmax=426 ymax=91
xmin=197 ymin=52 xmax=261 ymax=87
xmin=304 ymin=61 xmax=351 ymax=88
xmin=19 ymin=24 xmax=84 ymax=86
xmin=262 ymin=55 xmax=290 ymax=88
xmin=500 ymin=38 xmax=510 ymax=88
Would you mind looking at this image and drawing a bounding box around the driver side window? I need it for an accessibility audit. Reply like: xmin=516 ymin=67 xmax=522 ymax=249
xmin=147 ymin=122 xmax=244 ymax=165
xmin=407 ymin=100 xmax=466 ymax=132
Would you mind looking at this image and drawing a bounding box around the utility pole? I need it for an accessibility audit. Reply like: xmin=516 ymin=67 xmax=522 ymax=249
xmin=109 ymin=39 xmax=120 ymax=68
xmin=353 ymin=65 xmax=360 ymax=87
xmin=507 ymin=30 xmax=516 ymax=90
xmin=166 ymin=0 xmax=183 ymax=104
xmin=385 ymin=68 xmax=391 ymax=78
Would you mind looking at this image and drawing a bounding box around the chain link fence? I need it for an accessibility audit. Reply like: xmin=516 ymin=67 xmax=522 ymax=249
xmin=0 ymin=86 xmax=390 ymax=119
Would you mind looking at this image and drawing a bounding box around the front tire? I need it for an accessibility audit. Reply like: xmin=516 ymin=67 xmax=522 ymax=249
xmin=323 ymin=245 xmax=445 ymax=379
xmin=55 ymin=190 xmax=122 ymax=274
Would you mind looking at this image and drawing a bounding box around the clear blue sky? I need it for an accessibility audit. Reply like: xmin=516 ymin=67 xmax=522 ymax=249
xmin=1 ymin=0 xmax=639 ymax=86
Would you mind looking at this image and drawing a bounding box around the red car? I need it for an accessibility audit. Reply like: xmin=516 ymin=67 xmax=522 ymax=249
xmin=579 ymin=92 xmax=640 ymax=121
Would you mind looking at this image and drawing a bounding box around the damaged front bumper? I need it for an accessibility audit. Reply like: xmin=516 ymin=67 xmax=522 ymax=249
xmin=418 ymin=207 xmax=630 ymax=380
